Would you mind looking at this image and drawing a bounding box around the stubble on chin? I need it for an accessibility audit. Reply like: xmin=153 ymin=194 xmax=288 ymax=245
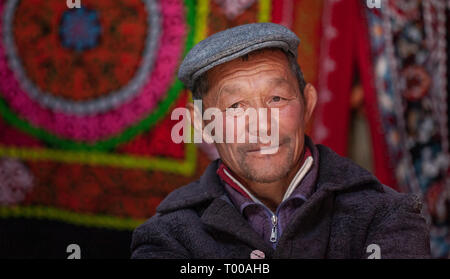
xmin=236 ymin=139 xmax=294 ymax=183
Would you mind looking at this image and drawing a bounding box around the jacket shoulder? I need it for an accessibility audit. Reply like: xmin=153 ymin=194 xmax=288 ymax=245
xmin=334 ymin=182 xmax=423 ymax=216
xmin=130 ymin=208 xmax=197 ymax=258
xmin=315 ymin=143 xmax=423 ymax=221
xmin=156 ymin=180 xmax=201 ymax=213
xmin=156 ymin=160 xmax=225 ymax=214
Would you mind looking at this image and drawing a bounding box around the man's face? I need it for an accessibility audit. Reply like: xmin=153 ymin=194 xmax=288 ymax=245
xmin=201 ymin=49 xmax=315 ymax=184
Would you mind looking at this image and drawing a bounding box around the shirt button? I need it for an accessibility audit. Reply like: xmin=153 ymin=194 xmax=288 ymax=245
xmin=250 ymin=249 xmax=265 ymax=259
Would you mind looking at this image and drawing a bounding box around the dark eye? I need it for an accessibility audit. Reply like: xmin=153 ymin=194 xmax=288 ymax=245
xmin=272 ymin=96 xmax=282 ymax=102
xmin=229 ymin=102 xmax=240 ymax=109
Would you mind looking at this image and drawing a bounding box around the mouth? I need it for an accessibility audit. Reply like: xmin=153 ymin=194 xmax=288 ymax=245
xmin=246 ymin=143 xmax=282 ymax=155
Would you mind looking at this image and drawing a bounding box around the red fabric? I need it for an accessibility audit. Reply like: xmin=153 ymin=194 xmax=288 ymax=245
xmin=270 ymin=0 xmax=284 ymax=24
xmin=116 ymin=93 xmax=187 ymax=159
xmin=313 ymin=0 xmax=398 ymax=190
xmin=353 ymin=4 xmax=399 ymax=191
xmin=217 ymin=163 xmax=252 ymax=199
xmin=315 ymin=0 xmax=355 ymax=156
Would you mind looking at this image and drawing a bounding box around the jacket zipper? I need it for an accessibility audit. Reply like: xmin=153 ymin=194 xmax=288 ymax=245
xmin=270 ymin=214 xmax=278 ymax=243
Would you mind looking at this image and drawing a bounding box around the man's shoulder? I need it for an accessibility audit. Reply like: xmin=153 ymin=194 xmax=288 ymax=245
xmin=314 ymin=144 xmax=423 ymax=218
xmin=332 ymin=182 xmax=422 ymax=217
xmin=155 ymin=160 xmax=225 ymax=214
xmin=155 ymin=180 xmax=203 ymax=212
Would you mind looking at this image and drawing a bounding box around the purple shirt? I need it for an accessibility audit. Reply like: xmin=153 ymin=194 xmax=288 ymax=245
xmin=218 ymin=137 xmax=320 ymax=248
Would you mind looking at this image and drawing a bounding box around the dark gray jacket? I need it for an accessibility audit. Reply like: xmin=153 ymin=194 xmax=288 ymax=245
xmin=131 ymin=144 xmax=431 ymax=259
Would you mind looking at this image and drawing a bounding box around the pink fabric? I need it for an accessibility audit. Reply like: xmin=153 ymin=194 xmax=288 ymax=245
xmin=214 ymin=0 xmax=257 ymax=20
xmin=0 ymin=158 xmax=34 ymax=205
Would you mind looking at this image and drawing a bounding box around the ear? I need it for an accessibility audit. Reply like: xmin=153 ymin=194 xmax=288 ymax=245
xmin=186 ymin=101 xmax=214 ymax=143
xmin=186 ymin=102 xmax=197 ymax=127
xmin=187 ymin=101 xmax=202 ymax=140
xmin=302 ymin=83 xmax=317 ymax=124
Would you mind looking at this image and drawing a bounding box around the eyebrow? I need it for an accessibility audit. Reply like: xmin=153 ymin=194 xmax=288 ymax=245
xmin=268 ymin=77 xmax=290 ymax=87
xmin=218 ymin=84 xmax=241 ymax=96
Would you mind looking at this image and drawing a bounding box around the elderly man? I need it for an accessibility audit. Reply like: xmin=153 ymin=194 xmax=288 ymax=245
xmin=131 ymin=23 xmax=430 ymax=259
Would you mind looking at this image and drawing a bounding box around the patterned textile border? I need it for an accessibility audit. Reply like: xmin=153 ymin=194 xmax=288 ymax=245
xmin=0 ymin=0 xmax=200 ymax=175
xmin=0 ymin=0 xmax=193 ymax=150
xmin=0 ymin=0 xmax=274 ymax=230
xmin=0 ymin=205 xmax=144 ymax=231
xmin=0 ymin=140 xmax=197 ymax=175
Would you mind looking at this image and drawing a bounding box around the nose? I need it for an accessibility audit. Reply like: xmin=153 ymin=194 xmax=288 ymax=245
xmin=246 ymin=105 xmax=276 ymax=145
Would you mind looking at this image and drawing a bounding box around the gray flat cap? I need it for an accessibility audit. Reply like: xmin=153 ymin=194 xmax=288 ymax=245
xmin=178 ymin=22 xmax=300 ymax=90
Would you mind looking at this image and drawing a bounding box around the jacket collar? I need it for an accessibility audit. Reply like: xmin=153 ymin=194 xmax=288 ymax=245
xmin=157 ymin=140 xmax=383 ymax=214
xmin=156 ymin=159 xmax=275 ymax=255
xmin=200 ymin=196 xmax=276 ymax=256
xmin=217 ymin=145 xmax=314 ymax=205
xmin=314 ymin=144 xmax=383 ymax=193
xmin=156 ymin=139 xmax=384 ymax=257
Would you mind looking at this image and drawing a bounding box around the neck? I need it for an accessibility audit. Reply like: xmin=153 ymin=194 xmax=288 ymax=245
xmin=243 ymin=179 xmax=290 ymax=212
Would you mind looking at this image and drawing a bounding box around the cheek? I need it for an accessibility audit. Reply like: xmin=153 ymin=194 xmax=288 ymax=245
xmin=215 ymin=142 xmax=241 ymax=169
xmin=223 ymin=114 xmax=233 ymax=135
xmin=278 ymin=102 xmax=304 ymax=136
xmin=222 ymin=114 xmax=243 ymax=143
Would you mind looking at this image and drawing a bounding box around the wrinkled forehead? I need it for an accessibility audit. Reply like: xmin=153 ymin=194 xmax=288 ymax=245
xmin=205 ymin=49 xmax=294 ymax=97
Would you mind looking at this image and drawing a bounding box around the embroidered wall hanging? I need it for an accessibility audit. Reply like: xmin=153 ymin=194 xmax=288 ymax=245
xmin=0 ymin=0 xmax=300 ymax=241
xmin=0 ymin=0 xmax=200 ymax=230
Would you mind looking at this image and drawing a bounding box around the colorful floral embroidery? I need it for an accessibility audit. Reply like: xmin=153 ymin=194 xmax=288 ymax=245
xmin=366 ymin=0 xmax=449 ymax=258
